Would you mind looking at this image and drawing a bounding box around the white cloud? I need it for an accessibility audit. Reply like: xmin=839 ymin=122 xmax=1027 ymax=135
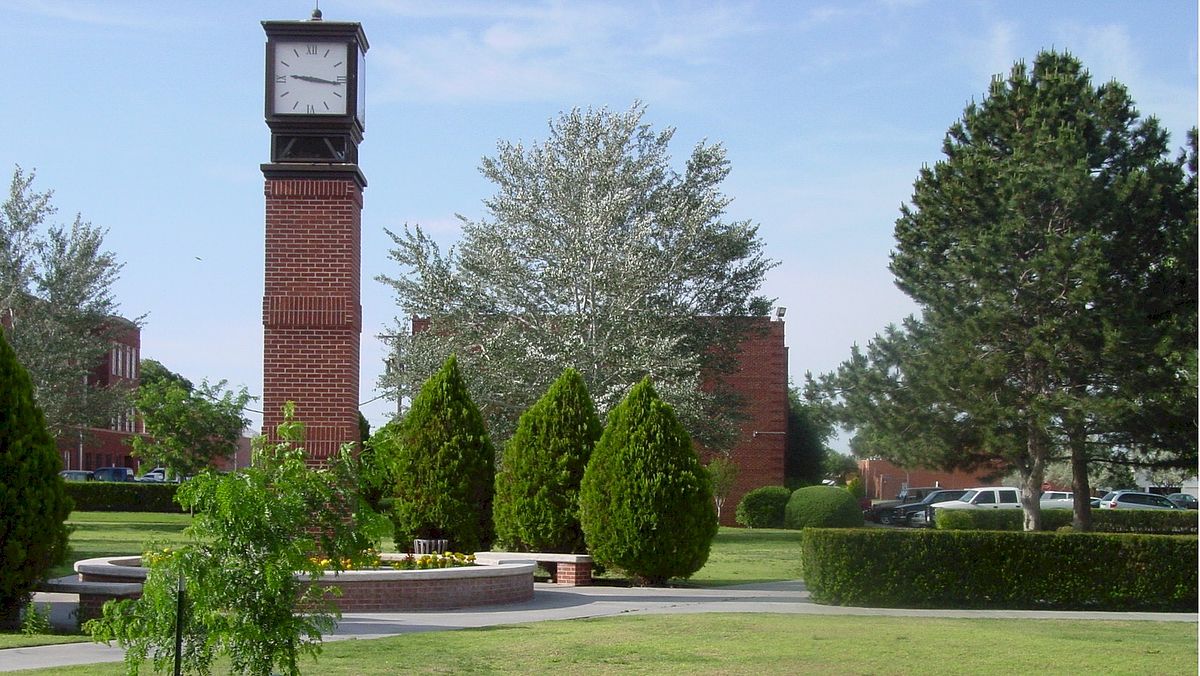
xmin=366 ymin=2 xmax=755 ymax=104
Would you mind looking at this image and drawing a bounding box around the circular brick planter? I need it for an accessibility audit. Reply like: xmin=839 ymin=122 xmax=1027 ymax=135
xmin=75 ymin=555 xmax=535 ymax=613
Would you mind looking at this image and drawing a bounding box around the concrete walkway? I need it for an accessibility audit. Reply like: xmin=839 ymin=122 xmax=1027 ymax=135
xmin=1 ymin=582 xmax=1194 ymax=672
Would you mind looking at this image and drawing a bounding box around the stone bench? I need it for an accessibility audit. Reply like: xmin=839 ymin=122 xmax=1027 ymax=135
xmin=473 ymin=552 xmax=593 ymax=586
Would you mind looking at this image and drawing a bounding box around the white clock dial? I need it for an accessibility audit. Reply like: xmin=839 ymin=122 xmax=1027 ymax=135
xmin=272 ymin=41 xmax=348 ymax=115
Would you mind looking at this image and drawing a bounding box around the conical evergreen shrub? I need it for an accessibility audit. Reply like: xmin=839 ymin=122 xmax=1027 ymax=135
xmin=579 ymin=377 xmax=717 ymax=584
xmin=494 ymin=368 xmax=601 ymax=553
xmin=0 ymin=328 xmax=72 ymax=628
xmin=380 ymin=355 xmax=494 ymax=553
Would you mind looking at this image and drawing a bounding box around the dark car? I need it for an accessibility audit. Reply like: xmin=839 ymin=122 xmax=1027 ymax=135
xmin=92 ymin=466 xmax=134 ymax=482
xmin=869 ymin=487 xmax=955 ymax=525
xmin=888 ymin=489 xmax=970 ymax=527
xmin=1166 ymin=493 xmax=1198 ymax=510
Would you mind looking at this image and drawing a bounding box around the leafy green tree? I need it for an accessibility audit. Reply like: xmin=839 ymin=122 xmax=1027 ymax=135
xmin=493 ymin=368 xmax=601 ymax=553
xmin=131 ymin=376 xmax=252 ymax=478
xmin=378 ymin=103 xmax=776 ymax=448
xmin=809 ymin=52 xmax=1195 ymax=531
xmin=785 ymin=386 xmax=830 ymax=488
xmin=376 ymin=355 xmax=494 ymax=553
xmin=138 ymin=359 xmax=192 ymax=391
xmin=822 ymin=452 xmax=859 ymax=485
xmin=579 ymin=378 xmax=717 ymax=585
xmin=1 ymin=166 xmax=134 ymax=438
xmin=0 ymin=328 xmax=72 ymax=629
xmin=704 ymin=455 xmax=739 ymax=522
xmin=87 ymin=405 xmax=381 ymax=676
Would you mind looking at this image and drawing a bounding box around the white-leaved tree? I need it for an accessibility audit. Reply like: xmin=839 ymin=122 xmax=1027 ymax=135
xmin=0 ymin=166 xmax=134 ymax=438
xmin=377 ymin=104 xmax=776 ymax=447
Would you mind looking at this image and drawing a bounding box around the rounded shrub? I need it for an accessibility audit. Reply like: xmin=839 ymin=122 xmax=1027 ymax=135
xmin=0 ymin=329 xmax=72 ymax=628
xmin=378 ymin=355 xmax=495 ymax=553
xmin=785 ymin=485 xmax=864 ymax=529
xmin=735 ymin=486 xmax=791 ymax=528
xmin=493 ymin=368 xmax=601 ymax=553
xmin=579 ymin=378 xmax=717 ymax=585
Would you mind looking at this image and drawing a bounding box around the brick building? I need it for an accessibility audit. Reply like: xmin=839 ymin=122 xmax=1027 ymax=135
xmin=55 ymin=318 xmax=146 ymax=472
xmin=856 ymin=457 xmax=993 ymax=500
xmin=708 ymin=316 xmax=788 ymax=525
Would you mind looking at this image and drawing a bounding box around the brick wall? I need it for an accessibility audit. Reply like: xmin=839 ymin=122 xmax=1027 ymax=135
xmin=858 ymin=458 xmax=994 ymax=500
xmin=262 ymin=175 xmax=363 ymax=461
xmin=314 ymin=569 xmax=534 ymax=611
xmin=705 ymin=318 xmax=788 ymax=525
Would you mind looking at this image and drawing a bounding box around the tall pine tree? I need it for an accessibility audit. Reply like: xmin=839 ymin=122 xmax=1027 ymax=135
xmin=493 ymin=368 xmax=601 ymax=554
xmin=579 ymin=378 xmax=717 ymax=584
xmin=810 ymin=51 xmax=1195 ymax=530
xmin=378 ymin=355 xmax=494 ymax=552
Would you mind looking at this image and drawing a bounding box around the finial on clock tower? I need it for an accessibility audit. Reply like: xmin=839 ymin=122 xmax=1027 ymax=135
xmin=311 ymin=3 xmax=322 ymax=21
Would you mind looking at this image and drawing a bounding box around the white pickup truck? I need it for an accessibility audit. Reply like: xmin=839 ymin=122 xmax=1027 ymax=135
xmin=929 ymin=487 xmax=1022 ymax=512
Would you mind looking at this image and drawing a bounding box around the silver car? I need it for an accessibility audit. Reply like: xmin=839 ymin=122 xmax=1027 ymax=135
xmin=1097 ymin=490 xmax=1177 ymax=510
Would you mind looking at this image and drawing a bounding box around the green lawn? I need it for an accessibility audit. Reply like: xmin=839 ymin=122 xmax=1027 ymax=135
xmin=9 ymin=614 xmax=1195 ymax=674
xmin=9 ymin=515 xmax=1194 ymax=672
xmin=0 ymin=634 xmax=90 ymax=649
xmin=680 ymin=527 xmax=802 ymax=586
xmin=48 ymin=511 xmax=193 ymax=579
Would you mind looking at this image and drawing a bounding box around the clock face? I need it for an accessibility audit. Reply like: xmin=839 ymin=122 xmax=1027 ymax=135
xmin=272 ymin=41 xmax=348 ymax=115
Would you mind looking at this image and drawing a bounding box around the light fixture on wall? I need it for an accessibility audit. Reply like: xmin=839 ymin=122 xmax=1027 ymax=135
xmin=773 ymin=306 xmax=787 ymax=321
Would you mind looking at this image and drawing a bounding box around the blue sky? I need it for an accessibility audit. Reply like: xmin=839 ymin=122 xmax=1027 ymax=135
xmin=3 ymin=1 xmax=1196 ymax=441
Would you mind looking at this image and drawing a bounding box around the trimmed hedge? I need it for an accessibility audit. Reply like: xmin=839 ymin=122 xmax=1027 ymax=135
xmin=785 ymin=485 xmax=863 ymax=529
xmin=801 ymin=528 xmax=1197 ymax=611
xmin=64 ymin=482 xmax=183 ymax=513
xmin=935 ymin=508 xmax=1198 ymax=534
xmin=735 ymin=486 xmax=791 ymax=528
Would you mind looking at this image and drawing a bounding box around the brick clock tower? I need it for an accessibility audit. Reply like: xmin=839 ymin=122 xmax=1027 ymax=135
xmin=261 ymin=13 xmax=368 ymax=462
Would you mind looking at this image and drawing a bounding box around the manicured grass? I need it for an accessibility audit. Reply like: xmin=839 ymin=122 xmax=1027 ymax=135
xmin=0 ymin=633 xmax=90 ymax=649
xmin=679 ymin=527 xmax=803 ymax=586
xmin=48 ymin=511 xmax=193 ymax=579
xmin=9 ymin=614 xmax=1195 ymax=674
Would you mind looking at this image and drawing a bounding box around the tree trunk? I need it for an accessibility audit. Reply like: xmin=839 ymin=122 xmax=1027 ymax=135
xmin=1068 ymin=422 xmax=1093 ymax=531
xmin=1020 ymin=421 xmax=1047 ymax=532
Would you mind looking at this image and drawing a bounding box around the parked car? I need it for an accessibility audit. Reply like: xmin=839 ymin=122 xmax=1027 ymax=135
xmin=1097 ymin=490 xmax=1178 ymax=510
xmin=1040 ymin=491 xmax=1074 ymax=510
xmin=928 ymin=487 xmax=1021 ymax=523
xmin=92 ymin=466 xmax=134 ymax=482
xmin=58 ymin=469 xmax=93 ymax=482
xmin=891 ymin=489 xmax=969 ymax=527
xmin=1166 ymin=493 xmax=1198 ymax=510
xmin=865 ymin=487 xmax=943 ymax=524
xmin=137 ymin=467 xmax=166 ymax=482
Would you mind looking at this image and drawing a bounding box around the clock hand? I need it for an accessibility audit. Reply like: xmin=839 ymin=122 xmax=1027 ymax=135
xmin=290 ymin=74 xmax=340 ymax=85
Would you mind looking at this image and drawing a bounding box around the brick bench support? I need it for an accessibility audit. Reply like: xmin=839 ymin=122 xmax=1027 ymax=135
xmin=37 ymin=576 xmax=144 ymax=626
xmin=473 ymin=552 xmax=593 ymax=586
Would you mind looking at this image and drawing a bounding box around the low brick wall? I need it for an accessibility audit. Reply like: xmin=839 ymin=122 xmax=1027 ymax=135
xmin=69 ymin=555 xmax=536 ymax=617
xmin=312 ymin=564 xmax=535 ymax=611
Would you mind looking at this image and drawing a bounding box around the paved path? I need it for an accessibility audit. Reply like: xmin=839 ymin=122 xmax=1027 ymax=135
xmin=1 ymin=582 xmax=1194 ymax=672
